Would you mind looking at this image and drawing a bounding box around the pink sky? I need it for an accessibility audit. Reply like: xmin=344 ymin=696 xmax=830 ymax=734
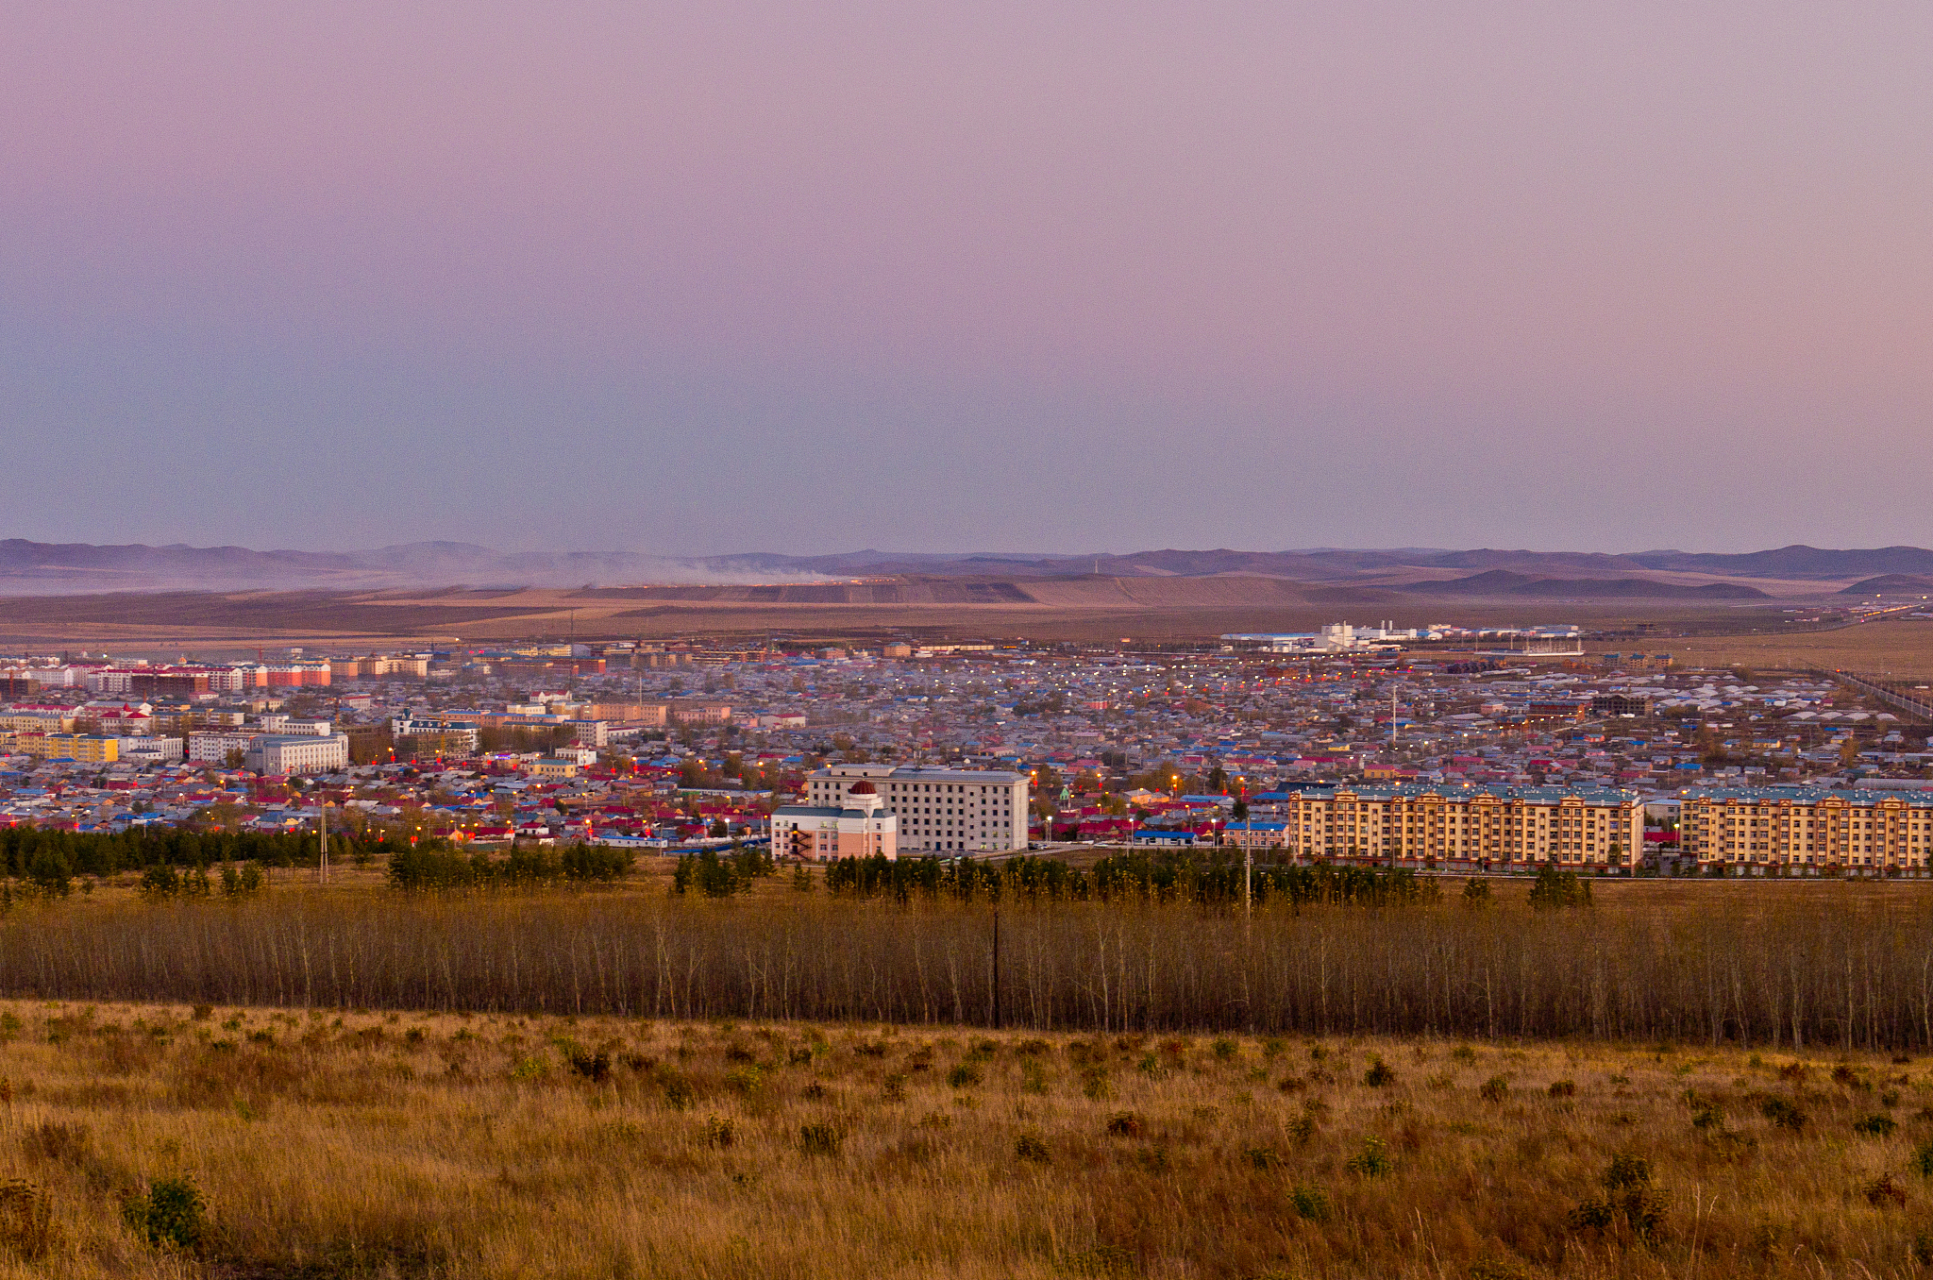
xmin=3 ymin=2 xmax=1930 ymax=553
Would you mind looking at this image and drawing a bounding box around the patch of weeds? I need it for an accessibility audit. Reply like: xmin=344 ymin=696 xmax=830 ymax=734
xmin=0 ymin=1179 xmax=51 ymax=1259
xmin=1289 ymin=1183 xmax=1333 ymax=1221
xmin=659 ymin=1071 xmax=694 ymax=1110
xmin=1362 ymin=1057 xmax=1396 ymax=1088
xmin=1081 ymin=1068 xmax=1112 ymax=1101
xmin=1479 ymin=1076 xmax=1509 ymax=1103
xmin=801 ymin=1083 xmax=827 ymax=1101
xmin=1014 ymin=1132 xmax=1051 ymax=1164
xmin=1913 ymin=1230 xmax=1933 ymax=1268
xmin=1865 ymin=1172 xmax=1908 ymax=1208
xmin=1211 ymin=1038 xmax=1239 ymax=1062
xmin=704 ymin=1116 xmax=735 ymax=1148
xmin=1013 ymin=1039 xmax=1051 ymax=1057
xmin=725 ymin=1066 xmax=763 ymax=1096
xmin=1548 ymin=1079 xmax=1576 ymax=1098
xmin=1105 ymin=1111 xmax=1144 ymax=1138
xmin=123 ymin=1177 xmax=205 ymax=1251
xmin=1135 ymin=1146 xmax=1170 ymax=1174
xmin=1426 ymin=1072 xmax=1454 ymax=1090
xmin=799 ymin=1123 xmax=843 ymax=1156
xmin=1854 ymin=1114 xmax=1899 ymax=1138
xmin=1246 ymin=1146 xmax=1284 ymax=1171
xmin=565 ymin=1044 xmax=612 ymax=1083
xmin=883 ymin=1073 xmax=908 ymax=1103
xmin=1912 ymin=1141 xmax=1933 ymax=1178
xmin=1450 ymin=1045 xmax=1477 ymax=1064
xmin=1760 ymin=1097 xmax=1806 ymax=1132
xmin=787 ymin=1045 xmax=814 ymax=1066
xmin=1777 ymin=1062 xmax=1808 ymax=1083
xmin=946 ymin=1063 xmax=982 ymax=1089
xmin=1261 ymin=1037 xmax=1286 ymax=1060
xmin=1567 ymin=1156 xmax=1666 ymax=1242
xmin=1021 ymin=1061 xmax=1049 ymax=1096
xmin=190 ymin=1005 xmax=213 ymax=1022
xmin=1345 ymin=1135 xmax=1392 ymax=1178
xmin=510 ymin=1056 xmax=549 ymax=1083
xmin=1692 ymin=1106 xmax=1726 ymax=1131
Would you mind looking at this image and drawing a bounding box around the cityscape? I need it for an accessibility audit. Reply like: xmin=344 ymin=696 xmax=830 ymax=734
xmin=7 ymin=1 xmax=1933 ymax=1275
xmin=2 ymin=625 xmax=1928 ymax=877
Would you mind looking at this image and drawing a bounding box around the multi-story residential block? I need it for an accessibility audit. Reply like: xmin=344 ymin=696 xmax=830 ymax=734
xmin=244 ymin=734 xmax=349 ymax=774
xmin=1681 ymin=788 xmax=1933 ymax=876
xmin=807 ymin=765 xmax=1029 ymax=853
xmin=188 ymin=731 xmax=261 ymax=763
xmin=771 ymin=781 xmax=898 ymax=861
xmin=1274 ymin=784 xmax=1645 ymax=870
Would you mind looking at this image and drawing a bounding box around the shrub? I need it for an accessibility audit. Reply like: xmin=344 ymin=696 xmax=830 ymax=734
xmin=1761 ymin=1098 xmax=1806 ymax=1131
xmin=1568 ymin=1157 xmax=1666 ymax=1242
xmin=724 ymin=1066 xmax=762 ymax=1095
xmin=1691 ymin=1106 xmax=1725 ymax=1130
xmin=1913 ymin=1141 xmax=1933 ymax=1178
xmin=1346 ymin=1135 xmax=1392 ymax=1178
xmin=1105 ymin=1112 xmax=1144 ymax=1139
xmin=883 ymin=1073 xmax=908 ymax=1102
xmin=1854 ymin=1114 xmax=1899 ymax=1138
xmin=1246 ymin=1147 xmax=1283 ymax=1170
xmin=1548 ymin=1079 xmax=1576 ymax=1098
xmin=1014 ymin=1133 xmax=1051 ymax=1164
xmin=190 ymin=1005 xmax=213 ymax=1022
xmin=563 ymin=1043 xmax=611 ymax=1083
xmin=1450 ymin=1045 xmax=1478 ymax=1065
xmin=1211 ymin=1038 xmax=1239 ymax=1062
xmin=946 ymin=1063 xmax=981 ymax=1089
xmin=1081 ymin=1068 xmax=1112 ymax=1101
xmin=123 ymin=1177 xmax=205 ymax=1250
xmin=659 ymin=1073 xmax=694 ymax=1110
xmin=800 ymin=1123 xmax=842 ymax=1156
xmin=1289 ymin=1183 xmax=1333 ymax=1221
xmin=1479 ymin=1076 xmax=1509 ymax=1103
xmin=1363 ymin=1057 xmax=1397 ymax=1088
xmin=704 ymin=1116 xmax=735 ymax=1148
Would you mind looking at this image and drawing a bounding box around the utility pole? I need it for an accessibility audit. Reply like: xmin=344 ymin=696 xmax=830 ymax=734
xmin=318 ymin=801 xmax=329 ymax=884
xmin=990 ymin=900 xmax=1002 ymax=1030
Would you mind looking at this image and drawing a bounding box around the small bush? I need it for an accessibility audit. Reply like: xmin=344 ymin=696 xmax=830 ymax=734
xmin=704 ymin=1116 xmax=735 ymax=1148
xmin=1913 ymin=1141 xmax=1933 ymax=1178
xmin=1211 ymin=1038 xmax=1239 ymax=1062
xmin=883 ymin=1073 xmax=908 ymax=1102
xmin=1246 ymin=1147 xmax=1283 ymax=1170
xmin=1548 ymin=1079 xmax=1576 ymax=1098
xmin=800 ymin=1123 xmax=842 ymax=1156
xmin=190 ymin=1005 xmax=213 ymax=1022
xmin=1691 ymin=1106 xmax=1725 ymax=1130
xmin=1081 ymin=1068 xmax=1112 ymax=1101
xmin=1761 ymin=1097 xmax=1806 ymax=1132
xmin=123 ymin=1177 xmax=205 ymax=1251
xmin=1363 ymin=1058 xmax=1396 ymax=1088
xmin=1776 ymin=1062 xmax=1808 ymax=1083
xmin=659 ymin=1073 xmax=694 ymax=1110
xmin=1014 ymin=1132 xmax=1051 ymax=1164
xmin=946 ymin=1063 xmax=981 ymax=1089
xmin=1289 ymin=1183 xmax=1333 ymax=1221
xmin=1105 ymin=1112 xmax=1144 ymax=1139
xmin=1450 ymin=1045 xmax=1477 ymax=1064
xmin=1479 ymin=1076 xmax=1509 ymax=1103
xmin=1346 ymin=1135 xmax=1392 ymax=1178
xmin=1853 ymin=1114 xmax=1899 ymax=1138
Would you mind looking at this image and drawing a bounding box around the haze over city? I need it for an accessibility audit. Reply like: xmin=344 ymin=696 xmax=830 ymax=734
xmin=6 ymin=2 xmax=1933 ymax=556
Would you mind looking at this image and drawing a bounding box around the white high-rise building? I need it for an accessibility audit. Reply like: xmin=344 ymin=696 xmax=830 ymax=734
xmin=807 ymin=765 xmax=1028 ymax=854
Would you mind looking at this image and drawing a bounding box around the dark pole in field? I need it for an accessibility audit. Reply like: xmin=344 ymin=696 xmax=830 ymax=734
xmin=990 ymin=899 xmax=1001 ymax=1030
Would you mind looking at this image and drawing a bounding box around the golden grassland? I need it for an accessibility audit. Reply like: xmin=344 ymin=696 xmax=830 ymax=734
xmin=1602 ymin=619 xmax=1933 ymax=682
xmin=0 ymin=1000 xmax=1932 ymax=1278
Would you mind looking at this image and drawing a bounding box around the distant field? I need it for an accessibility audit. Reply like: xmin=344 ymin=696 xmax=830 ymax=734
xmin=0 ymin=580 xmax=1846 ymax=650
xmin=1599 ymin=618 xmax=1933 ymax=681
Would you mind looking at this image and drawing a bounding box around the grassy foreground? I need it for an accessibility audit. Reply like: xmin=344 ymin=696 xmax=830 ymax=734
xmin=0 ymin=1006 xmax=1927 ymax=1277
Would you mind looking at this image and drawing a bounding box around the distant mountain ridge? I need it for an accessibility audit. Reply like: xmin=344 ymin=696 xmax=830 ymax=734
xmin=0 ymin=538 xmax=1923 ymax=597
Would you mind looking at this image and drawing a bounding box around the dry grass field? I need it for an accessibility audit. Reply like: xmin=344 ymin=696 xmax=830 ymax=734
xmin=0 ymin=1000 xmax=1930 ymax=1278
xmin=1610 ymin=619 xmax=1933 ymax=682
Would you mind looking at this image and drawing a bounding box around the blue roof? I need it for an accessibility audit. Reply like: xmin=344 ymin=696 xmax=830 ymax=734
xmin=1286 ymin=782 xmax=1641 ymax=805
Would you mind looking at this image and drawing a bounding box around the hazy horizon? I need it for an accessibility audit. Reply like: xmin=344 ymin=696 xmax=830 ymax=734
xmin=6 ymin=3 xmax=1932 ymax=557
